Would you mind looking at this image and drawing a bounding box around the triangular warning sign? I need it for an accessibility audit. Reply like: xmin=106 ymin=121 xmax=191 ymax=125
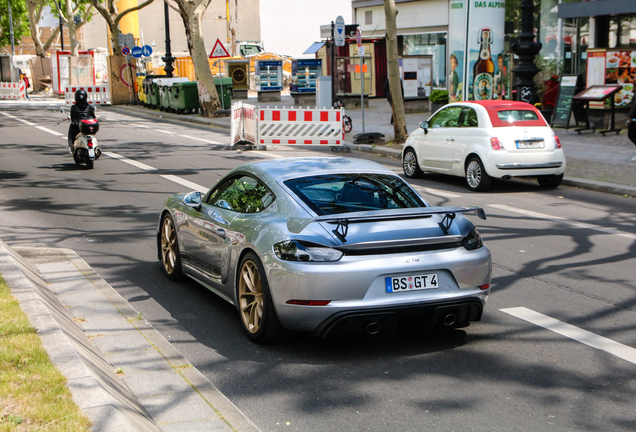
xmin=209 ymin=39 xmax=231 ymax=59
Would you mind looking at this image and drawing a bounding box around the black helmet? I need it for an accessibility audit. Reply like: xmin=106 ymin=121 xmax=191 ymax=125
xmin=75 ymin=89 xmax=87 ymax=103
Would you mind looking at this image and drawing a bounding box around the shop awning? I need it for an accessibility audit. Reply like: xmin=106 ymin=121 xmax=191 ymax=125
xmin=303 ymin=42 xmax=326 ymax=55
xmin=558 ymin=0 xmax=636 ymax=19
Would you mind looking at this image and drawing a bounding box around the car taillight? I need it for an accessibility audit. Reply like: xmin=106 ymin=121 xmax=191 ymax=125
xmin=274 ymin=240 xmax=343 ymax=262
xmin=479 ymin=284 xmax=490 ymax=290
xmin=555 ymin=135 xmax=561 ymax=148
xmin=490 ymin=137 xmax=502 ymax=150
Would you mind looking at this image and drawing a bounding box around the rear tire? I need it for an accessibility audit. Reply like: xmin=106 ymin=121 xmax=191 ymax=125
xmin=159 ymin=215 xmax=184 ymax=281
xmin=86 ymin=160 xmax=94 ymax=169
xmin=237 ymin=252 xmax=286 ymax=343
xmin=465 ymin=157 xmax=492 ymax=191
xmin=403 ymin=148 xmax=422 ymax=178
xmin=537 ymin=173 xmax=563 ymax=188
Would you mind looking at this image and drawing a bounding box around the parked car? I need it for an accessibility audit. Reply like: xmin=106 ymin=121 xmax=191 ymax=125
xmin=157 ymin=157 xmax=492 ymax=342
xmin=402 ymin=100 xmax=566 ymax=191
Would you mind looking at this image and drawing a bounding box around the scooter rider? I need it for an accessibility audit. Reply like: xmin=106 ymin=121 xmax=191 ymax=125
xmin=68 ymin=89 xmax=96 ymax=153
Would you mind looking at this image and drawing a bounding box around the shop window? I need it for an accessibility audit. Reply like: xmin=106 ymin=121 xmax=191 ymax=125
xmin=606 ymin=14 xmax=636 ymax=49
xmin=402 ymin=33 xmax=446 ymax=89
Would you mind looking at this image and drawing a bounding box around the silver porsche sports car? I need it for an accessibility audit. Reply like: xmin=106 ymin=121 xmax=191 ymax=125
xmin=157 ymin=157 xmax=492 ymax=342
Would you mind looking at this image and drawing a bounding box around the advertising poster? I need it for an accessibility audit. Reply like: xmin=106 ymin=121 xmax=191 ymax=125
xmin=466 ymin=1 xmax=506 ymax=101
xmin=603 ymin=51 xmax=636 ymax=108
xmin=448 ymin=0 xmax=466 ymax=102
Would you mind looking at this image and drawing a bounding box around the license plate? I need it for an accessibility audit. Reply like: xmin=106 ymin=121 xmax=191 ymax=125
xmin=516 ymin=140 xmax=544 ymax=149
xmin=88 ymin=149 xmax=95 ymax=158
xmin=385 ymin=273 xmax=438 ymax=293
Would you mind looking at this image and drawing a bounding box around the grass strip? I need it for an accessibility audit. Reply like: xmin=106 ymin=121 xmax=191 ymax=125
xmin=0 ymin=274 xmax=91 ymax=431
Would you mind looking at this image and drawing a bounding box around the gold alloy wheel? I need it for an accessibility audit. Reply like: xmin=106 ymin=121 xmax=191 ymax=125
xmin=161 ymin=217 xmax=177 ymax=274
xmin=239 ymin=260 xmax=264 ymax=334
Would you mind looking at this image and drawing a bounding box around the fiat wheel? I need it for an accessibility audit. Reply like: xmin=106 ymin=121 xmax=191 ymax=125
xmin=465 ymin=157 xmax=492 ymax=191
xmin=403 ymin=148 xmax=422 ymax=178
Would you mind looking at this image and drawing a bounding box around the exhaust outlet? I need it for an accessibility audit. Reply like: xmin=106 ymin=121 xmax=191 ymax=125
xmin=443 ymin=313 xmax=457 ymax=326
xmin=366 ymin=321 xmax=381 ymax=335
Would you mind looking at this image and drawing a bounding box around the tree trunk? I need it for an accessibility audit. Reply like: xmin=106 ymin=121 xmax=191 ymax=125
xmin=384 ymin=0 xmax=408 ymax=144
xmin=179 ymin=5 xmax=221 ymax=117
xmin=26 ymin=2 xmax=45 ymax=57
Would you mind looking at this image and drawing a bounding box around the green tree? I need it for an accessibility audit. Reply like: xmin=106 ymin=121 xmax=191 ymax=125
xmin=0 ymin=0 xmax=30 ymax=50
xmin=26 ymin=0 xmax=60 ymax=57
xmin=49 ymin=0 xmax=95 ymax=55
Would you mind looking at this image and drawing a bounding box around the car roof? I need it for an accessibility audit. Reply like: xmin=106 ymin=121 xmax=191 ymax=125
xmin=241 ymin=157 xmax=393 ymax=180
xmin=459 ymin=100 xmax=537 ymax=110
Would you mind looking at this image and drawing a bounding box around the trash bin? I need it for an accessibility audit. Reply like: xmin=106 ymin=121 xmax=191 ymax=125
xmin=146 ymin=81 xmax=160 ymax=109
xmin=157 ymin=78 xmax=189 ymax=112
xmin=136 ymin=76 xmax=146 ymax=104
xmin=169 ymin=81 xmax=200 ymax=114
xmin=142 ymin=75 xmax=162 ymax=108
xmin=214 ymin=77 xmax=233 ymax=109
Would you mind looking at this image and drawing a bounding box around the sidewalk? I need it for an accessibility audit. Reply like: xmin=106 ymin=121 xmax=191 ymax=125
xmin=104 ymin=95 xmax=636 ymax=196
xmin=0 ymin=241 xmax=259 ymax=432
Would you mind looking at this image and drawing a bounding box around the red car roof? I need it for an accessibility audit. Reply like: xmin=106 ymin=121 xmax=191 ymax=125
xmin=463 ymin=100 xmax=547 ymax=127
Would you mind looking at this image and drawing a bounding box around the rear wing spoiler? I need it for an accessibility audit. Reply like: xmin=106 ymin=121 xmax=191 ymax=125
xmin=287 ymin=206 xmax=486 ymax=242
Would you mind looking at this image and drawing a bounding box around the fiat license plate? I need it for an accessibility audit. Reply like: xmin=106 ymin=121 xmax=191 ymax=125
xmin=516 ymin=140 xmax=544 ymax=149
xmin=385 ymin=273 xmax=438 ymax=293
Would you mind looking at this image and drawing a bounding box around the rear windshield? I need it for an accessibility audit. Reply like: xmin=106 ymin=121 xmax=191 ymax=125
xmin=489 ymin=108 xmax=547 ymax=127
xmin=284 ymin=174 xmax=425 ymax=216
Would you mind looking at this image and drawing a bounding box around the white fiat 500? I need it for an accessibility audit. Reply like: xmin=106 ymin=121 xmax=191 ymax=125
xmin=402 ymin=100 xmax=566 ymax=191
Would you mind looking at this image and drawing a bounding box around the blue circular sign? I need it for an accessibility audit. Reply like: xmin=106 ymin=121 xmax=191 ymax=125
xmin=121 ymin=46 xmax=130 ymax=55
xmin=131 ymin=46 xmax=143 ymax=58
xmin=142 ymin=45 xmax=153 ymax=57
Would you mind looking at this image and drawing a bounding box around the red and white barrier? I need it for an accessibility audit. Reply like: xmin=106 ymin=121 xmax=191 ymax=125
xmin=65 ymin=85 xmax=110 ymax=105
xmin=231 ymin=102 xmax=257 ymax=145
xmin=231 ymin=102 xmax=344 ymax=147
xmin=0 ymin=82 xmax=26 ymax=99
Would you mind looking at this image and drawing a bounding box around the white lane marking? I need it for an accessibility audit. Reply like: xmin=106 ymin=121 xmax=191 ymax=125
xmin=104 ymin=151 xmax=158 ymax=171
xmin=155 ymin=129 xmax=174 ymax=134
xmin=489 ymin=204 xmax=636 ymax=240
xmin=0 ymin=111 xmax=37 ymax=126
xmin=178 ymin=134 xmax=223 ymax=145
xmin=136 ymin=124 xmax=150 ymax=128
xmin=501 ymin=307 xmax=636 ymax=366
xmin=411 ymin=185 xmax=462 ymax=199
xmin=35 ymin=126 xmax=64 ymax=136
xmin=160 ymin=175 xmax=208 ymax=193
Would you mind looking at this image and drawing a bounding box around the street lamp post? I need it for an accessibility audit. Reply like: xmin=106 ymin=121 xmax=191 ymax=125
xmin=511 ymin=0 xmax=542 ymax=104
xmin=58 ymin=0 xmax=65 ymax=50
xmin=162 ymin=1 xmax=175 ymax=77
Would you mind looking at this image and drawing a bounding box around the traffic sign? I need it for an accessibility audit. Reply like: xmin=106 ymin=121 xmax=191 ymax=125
xmin=118 ymin=33 xmax=135 ymax=48
xmin=121 ymin=46 xmax=131 ymax=56
xmin=209 ymin=38 xmax=231 ymax=59
xmin=335 ymin=16 xmax=345 ymax=47
xmin=131 ymin=46 xmax=143 ymax=58
xmin=356 ymin=28 xmax=362 ymax=48
xmin=141 ymin=45 xmax=153 ymax=57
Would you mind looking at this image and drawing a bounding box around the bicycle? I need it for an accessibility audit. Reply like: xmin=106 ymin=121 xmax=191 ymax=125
xmin=334 ymin=99 xmax=353 ymax=133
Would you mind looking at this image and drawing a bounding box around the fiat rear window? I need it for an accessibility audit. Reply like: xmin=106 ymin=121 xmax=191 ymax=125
xmin=489 ymin=108 xmax=547 ymax=127
xmin=285 ymin=174 xmax=425 ymax=216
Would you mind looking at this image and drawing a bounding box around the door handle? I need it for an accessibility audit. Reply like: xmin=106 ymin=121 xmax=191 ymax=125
xmin=216 ymin=228 xmax=226 ymax=238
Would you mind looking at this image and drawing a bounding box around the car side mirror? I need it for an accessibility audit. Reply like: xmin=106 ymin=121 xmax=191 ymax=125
xmin=420 ymin=120 xmax=429 ymax=134
xmin=183 ymin=191 xmax=202 ymax=209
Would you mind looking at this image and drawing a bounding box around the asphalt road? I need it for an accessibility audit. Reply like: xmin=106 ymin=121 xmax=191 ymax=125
xmin=1 ymin=104 xmax=635 ymax=431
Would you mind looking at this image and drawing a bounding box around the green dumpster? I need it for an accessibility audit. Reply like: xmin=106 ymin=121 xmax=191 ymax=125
xmin=146 ymin=82 xmax=160 ymax=109
xmin=169 ymin=81 xmax=200 ymax=114
xmin=214 ymin=77 xmax=233 ymax=109
xmin=159 ymin=84 xmax=171 ymax=111
xmin=143 ymin=75 xmax=162 ymax=108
